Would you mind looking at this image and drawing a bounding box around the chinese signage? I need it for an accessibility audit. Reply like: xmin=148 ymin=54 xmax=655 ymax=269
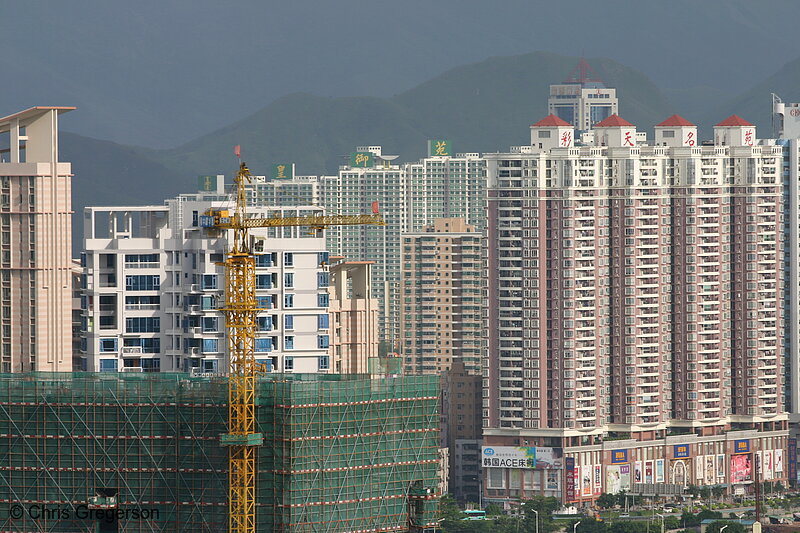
xmin=480 ymin=446 xmax=563 ymax=469
xmin=611 ymin=449 xmax=628 ymax=464
xmin=565 ymin=457 xmax=576 ymax=501
xmin=734 ymin=439 xmax=750 ymax=454
xmin=197 ymin=175 xmax=218 ymax=192
xmin=271 ymin=163 xmax=293 ymax=180
xmin=428 ymin=139 xmax=452 ymax=157
xmin=674 ymin=444 xmax=690 ymax=458
xmin=789 ymin=439 xmax=797 ymax=482
xmin=350 ymin=152 xmax=374 ymax=168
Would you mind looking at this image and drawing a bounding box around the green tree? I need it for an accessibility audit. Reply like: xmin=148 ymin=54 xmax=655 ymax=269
xmin=596 ymin=493 xmax=618 ymax=509
xmin=438 ymin=494 xmax=465 ymax=522
xmin=485 ymin=503 xmax=504 ymax=517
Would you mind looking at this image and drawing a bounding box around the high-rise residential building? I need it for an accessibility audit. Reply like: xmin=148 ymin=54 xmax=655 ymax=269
xmin=327 ymin=258 xmax=379 ymax=374
xmin=400 ymin=218 xmax=483 ymax=374
xmin=441 ymin=359 xmax=483 ymax=503
xmin=548 ymin=59 xmax=618 ymax=132
xmin=0 ymin=106 xmax=75 ymax=372
xmin=321 ymin=144 xmax=487 ymax=348
xmin=483 ymin=113 xmax=788 ymax=506
xmin=81 ymin=177 xmax=333 ymax=375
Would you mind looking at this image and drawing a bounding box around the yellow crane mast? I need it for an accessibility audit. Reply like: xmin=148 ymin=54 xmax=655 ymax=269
xmin=213 ymin=161 xmax=384 ymax=533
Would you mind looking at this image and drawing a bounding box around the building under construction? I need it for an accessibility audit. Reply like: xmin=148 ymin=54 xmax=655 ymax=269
xmin=0 ymin=372 xmax=440 ymax=532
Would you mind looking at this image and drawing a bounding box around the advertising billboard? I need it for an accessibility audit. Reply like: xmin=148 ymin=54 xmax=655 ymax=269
xmin=350 ymin=152 xmax=374 ymax=168
xmin=611 ymin=449 xmax=628 ymax=464
xmin=674 ymin=444 xmax=690 ymax=458
xmin=606 ymin=464 xmax=631 ymax=494
xmin=271 ymin=163 xmax=294 ymax=180
xmin=428 ymin=139 xmax=452 ymax=157
xmin=481 ymin=446 xmax=563 ymax=469
xmin=734 ymin=439 xmax=750 ymax=454
xmin=705 ymin=455 xmax=715 ymax=485
xmin=731 ymin=453 xmax=752 ymax=484
xmin=655 ymin=459 xmax=665 ymax=483
xmin=565 ymin=457 xmax=576 ymax=501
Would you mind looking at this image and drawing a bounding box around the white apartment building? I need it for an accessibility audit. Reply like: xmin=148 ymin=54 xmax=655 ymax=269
xmin=483 ymin=113 xmax=787 ymax=505
xmin=81 ymin=177 xmax=333 ymax=374
xmin=548 ymin=59 xmax=619 ymax=132
xmin=320 ymin=144 xmax=487 ymax=348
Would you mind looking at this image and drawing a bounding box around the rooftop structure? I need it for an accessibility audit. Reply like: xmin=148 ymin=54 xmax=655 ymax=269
xmin=548 ymin=60 xmax=619 ymax=131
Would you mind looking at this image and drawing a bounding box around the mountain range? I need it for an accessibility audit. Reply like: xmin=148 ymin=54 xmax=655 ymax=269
xmin=54 ymin=50 xmax=800 ymax=252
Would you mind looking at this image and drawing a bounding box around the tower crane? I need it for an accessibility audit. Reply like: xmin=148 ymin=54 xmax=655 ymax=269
xmin=210 ymin=160 xmax=384 ymax=533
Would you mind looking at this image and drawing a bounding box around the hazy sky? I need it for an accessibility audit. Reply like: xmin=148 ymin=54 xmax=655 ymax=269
xmin=4 ymin=0 xmax=800 ymax=147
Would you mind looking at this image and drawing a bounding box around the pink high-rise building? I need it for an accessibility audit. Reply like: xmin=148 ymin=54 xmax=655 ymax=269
xmin=483 ymin=113 xmax=788 ymax=506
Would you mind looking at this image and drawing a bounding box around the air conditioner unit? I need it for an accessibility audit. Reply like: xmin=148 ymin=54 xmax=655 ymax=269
xmin=190 ymin=284 xmax=200 ymax=292
xmin=190 ymin=347 xmax=200 ymax=356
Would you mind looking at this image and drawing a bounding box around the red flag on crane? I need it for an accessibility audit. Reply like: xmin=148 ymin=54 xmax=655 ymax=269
xmin=234 ymin=145 xmax=241 ymax=158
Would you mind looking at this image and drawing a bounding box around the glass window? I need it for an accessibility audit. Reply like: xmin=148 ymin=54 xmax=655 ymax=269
xmin=318 ymin=252 xmax=330 ymax=264
xmin=317 ymin=272 xmax=329 ymax=288
xmin=99 ymin=338 xmax=118 ymax=352
xmin=318 ymin=314 xmax=330 ymax=329
xmin=318 ymin=335 xmax=329 ymax=349
xmin=257 ymin=316 xmax=272 ymax=332
xmin=202 ymin=338 xmax=219 ymax=353
xmin=203 ymin=317 xmax=218 ymax=332
xmin=284 ymin=356 xmax=294 ymax=370
xmin=202 ymin=296 xmax=215 ymax=310
xmin=284 ymin=252 xmax=294 ymax=266
xmin=284 ymin=273 xmax=294 ymax=288
xmin=255 ymin=338 xmax=273 ymax=352
xmin=285 ymin=315 xmax=294 ymax=330
xmin=99 ymin=359 xmax=118 ymax=372
xmin=255 ymin=254 xmax=273 ymax=268
xmin=318 ymin=355 xmax=329 ymax=370
xmin=256 ymin=296 xmax=270 ymax=309
xmin=285 ymin=336 xmax=294 ymax=350
xmin=318 ymin=293 xmax=329 ymax=307
xmin=256 ymin=274 xmax=272 ymax=289
xmin=202 ymin=274 xmax=218 ymax=290
xmin=125 ymin=275 xmax=160 ymax=291
xmin=284 ymin=294 xmax=294 ymax=308
xmin=125 ymin=317 xmax=160 ymax=333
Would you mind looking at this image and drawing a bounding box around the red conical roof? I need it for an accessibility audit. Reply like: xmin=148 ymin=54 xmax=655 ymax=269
xmin=594 ymin=114 xmax=634 ymax=128
xmin=715 ymin=115 xmax=753 ymax=127
xmin=531 ymin=114 xmax=572 ymax=127
xmin=656 ymin=114 xmax=695 ymax=127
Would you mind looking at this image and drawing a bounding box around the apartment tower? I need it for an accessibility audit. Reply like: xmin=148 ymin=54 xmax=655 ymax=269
xmin=0 ymin=107 xmax=74 ymax=372
xmin=483 ymin=113 xmax=787 ymax=505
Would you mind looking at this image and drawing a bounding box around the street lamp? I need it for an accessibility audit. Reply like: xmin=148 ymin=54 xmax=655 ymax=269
xmin=531 ymin=508 xmax=539 ymax=533
xmin=719 ymin=525 xmax=729 ymax=533
xmin=574 ymin=520 xmax=581 ymax=533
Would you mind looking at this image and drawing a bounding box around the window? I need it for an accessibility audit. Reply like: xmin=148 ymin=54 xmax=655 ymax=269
xmin=318 ymin=335 xmax=330 ymax=349
xmin=284 ymin=273 xmax=294 ymax=288
xmin=257 ymin=316 xmax=272 ymax=332
xmin=318 ymin=252 xmax=330 ymax=265
xmin=255 ymin=338 xmax=273 ymax=352
xmin=99 ymin=338 xmax=118 ymax=352
xmin=201 ymin=296 xmax=215 ymax=310
xmin=192 ymin=210 xmax=198 ymax=227
xmin=125 ymin=275 xmax=160 ymax=291
xmin=202 ymin=274 xmax=218 ymax=290
xmin=202 ymin=338 xmax=219 ymax=353
xmin=318 ymin=314 xmax=330 ymax=329
xmin=99 ymin=359 xmax=118 ymax=372
xmin=285 ymin=336 xmax=294 ymax=350
xmin=284 ymin=294 xmax=294 ymax=308
xmin=255 ymin=254 xmax=272 ymax=268
xmin=318 ymin=293 xmax=329 ymax=307
xmin=317 ymin=272 xmax=329 ymax=288
xmin=285 ymin=315 xmax=294 ymax=330
xmin=256 ymin=296 xmax=271 ymax=309
xmin=125 ymin=317 xmax=160 ymax=333
xmin=318 ymin=355 xmax=330 ymax=370
xmin=284 ymin=252 xmax=294 ymax=266
xmin=256 ymin=274 xmax=272 ymax=289
xmin=203 ymin=317 xmax=218 ymax=332
xmin=284 ymin=356 xmax=294 ymax=371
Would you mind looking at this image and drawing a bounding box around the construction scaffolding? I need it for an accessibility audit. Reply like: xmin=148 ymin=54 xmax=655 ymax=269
xmin=0 ymin=372 xmax=440 ymax=532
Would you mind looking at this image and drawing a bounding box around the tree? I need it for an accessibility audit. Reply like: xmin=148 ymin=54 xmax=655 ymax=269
xmin=438 ymin=494 xmax=465 ymax=522
xmin=485 ymin=503 xmax=504 ymax=517
xmin=596 ymin=493 xmax=618 ymax=509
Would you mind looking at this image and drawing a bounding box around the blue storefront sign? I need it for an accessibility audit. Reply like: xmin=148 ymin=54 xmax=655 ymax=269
xmin=674 ymin=444 xmax=690 ymax=458
xmin=734 ymin=439 xmax=750 ymax=454
xmin=611 ymin=449 xmax=628 ymax=464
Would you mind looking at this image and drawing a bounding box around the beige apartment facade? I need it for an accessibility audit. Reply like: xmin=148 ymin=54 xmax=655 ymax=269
xmin=0 ymin=107 xmax=74 ymax=372
xmin=328 ymin=259 xmax=379 ymax=374
xmin=401 ymin=218 xmax=483 ymax=375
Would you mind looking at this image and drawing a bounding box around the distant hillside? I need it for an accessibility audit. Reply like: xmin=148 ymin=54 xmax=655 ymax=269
xmin=59 ymin=132 xmax=181 ymax=254
xmin=149 ymin=52 xmax=675 ymax=178
xmin=61 ymin=51 xmax=677 ymax=250
xmin=704 ymin=55 xmax=800 ymax=137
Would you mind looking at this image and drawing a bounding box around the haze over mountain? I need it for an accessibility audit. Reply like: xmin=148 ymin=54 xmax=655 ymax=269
xmin=4 ymin=0 xmax=800 ymax=147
